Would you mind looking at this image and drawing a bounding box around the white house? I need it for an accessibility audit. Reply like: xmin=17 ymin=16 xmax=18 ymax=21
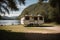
xmin=20 ymin=15 xmax=44 ymax=25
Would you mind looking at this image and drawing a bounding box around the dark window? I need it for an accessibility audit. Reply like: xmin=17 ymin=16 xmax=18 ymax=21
xmin=34 ymin=17 xmax=38 ymax=20
xmin=39 ymin=17 xmax=43 ymax=20
xmin=43 ymin=0 xmax=48 ymax=1
xmin=25 ymin=16 xmax=29 ymax=20
xmin=43 ymin=0 xmax=49 ymax=2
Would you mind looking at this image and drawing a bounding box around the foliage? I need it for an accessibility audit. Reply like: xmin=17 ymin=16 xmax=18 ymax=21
xmin=18 ymin=3 xmax=55 ymax=22
xmin=50 ymin=0 xmax=60 ymax=23
xmin=0 ymin=0 xmax=25 ymax=14
xmin=18 ymin=0 xmax=60 ymax=24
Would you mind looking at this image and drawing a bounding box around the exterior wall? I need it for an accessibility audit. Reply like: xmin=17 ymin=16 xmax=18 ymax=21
xmin=38 ymin=16 xmax=44 ymax=25
xmin=21 ymin=17 xmax=24 ymax=24
xmin=24 ymin=15 xmax=44 ymax=25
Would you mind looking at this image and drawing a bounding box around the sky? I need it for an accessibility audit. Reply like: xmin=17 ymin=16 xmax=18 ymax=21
xmin=5 ymin=0 xmax=39 ymax=17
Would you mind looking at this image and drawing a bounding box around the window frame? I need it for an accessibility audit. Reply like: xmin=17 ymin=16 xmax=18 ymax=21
xmin=25 ymin=16 xmax=30 ymax=20
xmin=43 ymin=0 xmax=49 ymax=3
xmin=33 ymin=17 xmax=38 ymax=20
xmin=39 ymin=16 xmax=43 ymax=20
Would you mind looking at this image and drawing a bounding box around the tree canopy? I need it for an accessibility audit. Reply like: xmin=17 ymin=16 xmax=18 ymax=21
xmin=0 ymin=0 xmax=60 ymax=14
xmin=0 ymin=0 xmax=25 ymax=14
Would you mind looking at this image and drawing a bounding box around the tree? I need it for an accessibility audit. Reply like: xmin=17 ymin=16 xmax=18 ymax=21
xmin=50 ymin=0 xmax=60 ymax=23
xmin=0 ymin=0 xmax=25 ymax=14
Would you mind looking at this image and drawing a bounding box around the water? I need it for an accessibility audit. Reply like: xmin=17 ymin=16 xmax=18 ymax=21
xmin=0 ymin=20 xmax=20 ymax=25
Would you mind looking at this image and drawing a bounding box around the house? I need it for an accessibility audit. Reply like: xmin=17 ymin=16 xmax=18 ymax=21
xmin=21 ymin=14 xmax=44 ymax=25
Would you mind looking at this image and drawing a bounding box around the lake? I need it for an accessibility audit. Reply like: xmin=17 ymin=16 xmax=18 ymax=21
xmin=0 ymin=20 xmax=20 ymax=25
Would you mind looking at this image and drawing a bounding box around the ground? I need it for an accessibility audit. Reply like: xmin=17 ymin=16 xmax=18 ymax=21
xmin=0 ymin=23 xmax=60 ymax=33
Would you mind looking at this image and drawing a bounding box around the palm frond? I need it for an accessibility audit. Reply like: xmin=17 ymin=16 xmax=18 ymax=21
xmin=7 ymin=0 xmax=19 ymax=11
xmin=1 ymin=5 xmax=9 ymax=14
xmin=0 ymin=0 xmax=26 ymax=14
xmin=0 ymin=8 xmax=5 ymax=14
xmin=18 ymin=0 xmax=25 ymax=5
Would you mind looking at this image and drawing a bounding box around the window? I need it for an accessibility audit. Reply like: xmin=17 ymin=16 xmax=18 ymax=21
xmin=25 ymin=16 xmax=29 ymax=20
xmin=43 ymin=0 xmax=49 ymax=3
xmin=39 ymin=17 xmax=43 ymax=20
xmin=44 ymin=0 xmax=48 ymax=1
xmin=34 ymin=17 xmax=38 ymax=20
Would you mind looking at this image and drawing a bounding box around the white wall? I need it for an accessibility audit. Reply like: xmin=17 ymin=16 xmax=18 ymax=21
xmin=21 ymin=17 xmax=24 ymax=24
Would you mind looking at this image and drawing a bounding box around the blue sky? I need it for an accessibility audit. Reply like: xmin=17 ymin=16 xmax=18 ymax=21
xmin=5 ymin=0 xmax=38 ymax=17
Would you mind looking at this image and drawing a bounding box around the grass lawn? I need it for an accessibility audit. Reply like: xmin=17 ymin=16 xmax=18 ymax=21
xmin=0 ymin=23 xmax=60 ymax=33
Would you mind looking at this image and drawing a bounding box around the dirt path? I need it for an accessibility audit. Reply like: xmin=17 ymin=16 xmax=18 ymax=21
xmin=40 ymin=26 xmax=60 ymax=33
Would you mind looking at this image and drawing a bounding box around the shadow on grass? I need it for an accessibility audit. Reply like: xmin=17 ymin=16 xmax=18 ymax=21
xmin=25 ymin=24 xmax=53 ymax=27
xmin=0 ymin=30 xmax=60 ymax=40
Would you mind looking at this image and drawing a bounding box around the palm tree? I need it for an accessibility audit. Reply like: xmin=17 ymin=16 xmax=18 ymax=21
xmin=0 ymin=0 xmax=25 ymax=14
